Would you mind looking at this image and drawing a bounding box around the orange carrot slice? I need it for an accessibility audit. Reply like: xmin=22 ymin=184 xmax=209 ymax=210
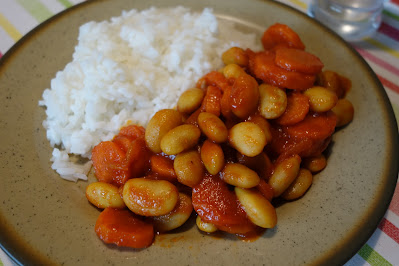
xmin=275 ymin=47 xmax=324 ymax=75
xmin=95 ymin=208 xmax=154 ymax=248
xmin=261 ymin=23 xmax=305 ymax=51
xmin=201 ymin=85 xmax=222 ymax=116
xmin=248 ymin=51 xmax=315 ymax=90
xmin=275 ymin=92 xmax=310 ymax=126
xmin=91 ymin=141 xmax=129 ymax=186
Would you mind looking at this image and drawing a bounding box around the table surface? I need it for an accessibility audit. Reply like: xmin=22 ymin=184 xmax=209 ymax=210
xmin=0 ymin=0 xmax=398 ymax=265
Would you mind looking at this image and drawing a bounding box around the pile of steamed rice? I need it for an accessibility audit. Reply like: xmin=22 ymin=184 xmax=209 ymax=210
xmin=39 ymin=6 xmax=261 ymax=182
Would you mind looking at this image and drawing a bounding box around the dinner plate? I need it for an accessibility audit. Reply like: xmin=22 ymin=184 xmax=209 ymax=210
xmin=0 ymin=0 xmax=398 ymax=265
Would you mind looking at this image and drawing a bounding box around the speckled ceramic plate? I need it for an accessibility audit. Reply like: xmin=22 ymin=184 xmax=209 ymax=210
xmin=0 ymin=0 xmax=398 ymax=265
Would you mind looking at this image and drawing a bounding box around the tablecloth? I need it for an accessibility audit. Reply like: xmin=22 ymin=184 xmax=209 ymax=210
xmin=0 ymin=0 xmax=398 ymax=265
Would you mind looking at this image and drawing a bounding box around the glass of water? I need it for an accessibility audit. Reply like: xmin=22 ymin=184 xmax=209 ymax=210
xmin=308 ymin=0 xmax=387 ymax=42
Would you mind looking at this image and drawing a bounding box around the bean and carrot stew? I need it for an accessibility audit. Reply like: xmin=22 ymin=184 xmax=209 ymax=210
xmin=86 ymin=23 xmax=355 ymax=248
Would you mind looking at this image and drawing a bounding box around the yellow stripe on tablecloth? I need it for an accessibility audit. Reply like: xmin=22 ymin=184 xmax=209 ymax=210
xmin=287 ymin=0 xmax=308 ymax=10
xmin=0 ymin=13 xmax=22 ymax=41
xmin=365 ymin=38 xmax=399 ymax=59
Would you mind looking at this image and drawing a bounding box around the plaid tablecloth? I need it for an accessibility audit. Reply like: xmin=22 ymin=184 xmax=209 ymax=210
xmin=0 ymin=0 xmax=398 ymax=265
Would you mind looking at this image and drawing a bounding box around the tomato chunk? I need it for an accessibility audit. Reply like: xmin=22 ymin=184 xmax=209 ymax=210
xmin=192 ymin=174 xmax=257 ymax=234
xmin=275 ymin=47 xmax=324 ymax=75
xmin=261 ymin=23 xmax=305 ymax=50
xmin=248 ymin=50 xmax=315 ymax=90
xmin=95 ymin=208 xmax=154 ymax=248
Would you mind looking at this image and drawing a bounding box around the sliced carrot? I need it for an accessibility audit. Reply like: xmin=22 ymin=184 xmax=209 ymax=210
xmin=248 ymin=51 xmax=315 ymax=90
xmin=150 ymin=154 xmax=177 ymax=182
xmin=236 ymin=152 xmax=274 ymax=181
xmin=200 ymin=71 xmax=229 ymax=92
xmin=185 ymin=108 xmax=202 ymax=126
xmin=91 ymin=141 xmax=130 ymax=186
xmin=275 ymin=92 xmax=310 ymax=126
xmin=284 ymin=111 xmax=337 ymax=141
xmin=220 ymin=85 xmax=236 ymax=121
xmin=112 ymin=125 xmax=145 ymax=152
xmin=192 ymin=174 xmax=256 ymax=234
xmin=95 ymin=208 xmax=154 ymax=248
xmin=338 ymin=74 xmax=351 ymax=98
xmin=230 ymin=74 xmax=259 ymax=119
xmin=268 ymin=126 xmax=332 ymax=158
xmin=275 ymin=47 xmax=324 ymax=75
xmin=201 ymin=85 xmax=222 ymax=116
xmin=118 ymin=125 xmax=145 ymax=139
xmin=112 ymin=135 xmax=133 ymax=152
xmin=261 ymin=23 xmax=305 ymax=51
xmin=316 ymin=70 xmax=347 ymax=99
xmin=125 ymin=138 xmax=151 ymax=180
xmin=257 ymin=179 xmax=274 ymax=202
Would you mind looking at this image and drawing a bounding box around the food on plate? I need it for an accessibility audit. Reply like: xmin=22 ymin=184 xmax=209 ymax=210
xmin=85 ymin=21 xmax=354 ymax=249
xmin=38 ymin=7 xmax=261 ymax=181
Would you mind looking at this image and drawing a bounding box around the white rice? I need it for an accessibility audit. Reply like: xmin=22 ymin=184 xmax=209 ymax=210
xmin=39 ymin=6 xmax=261 ymax=182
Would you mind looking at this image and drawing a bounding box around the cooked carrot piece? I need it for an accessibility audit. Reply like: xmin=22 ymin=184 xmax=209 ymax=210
xmin=112 ymin=135 xmax=133 ymax=152
xmin=261 ymin=23 xmax=305 ymax=51
xmin=316 ymin=70 xmax=348 ymax=99
xmin=192 ymin=174 xmax=257 ymax=234
xmin=257 ymin=179 xmax=274 ymax=202
xmin=220 ymin=85 xmax=235 ymax=121
xmin=248 ymin=51 xmax=315 ymax=90
xmin=230 ymin=74 xmax=259 ymax=119
xmin=150 ymin=154 xmax=177 ymax=182
xmin=269 ymin=112 xmax=337 ymax=158
xmin=125 ymin=138 xmax=151 ymax=179
xmin=201 ymin=85 xmax=222 ymax=116
xmin=274 ymin=47 xmax=324 ymax=75
xmin=269 ymin=127 xmax=332 ymax=158
xmin=275 ymin=92 xmax=310 ymax=126
xmin=112 ymin=125 xmax=146 ymax=152
xmin=200 ymin=71 xmax=230 ymax=92
xmin=95 ymin=208 xmax=154 ymax=248
xmin=118 ymin=125 xmax=145 ymax=139
xmin=185 ymin=108 xmax=201 ymax=126
xmin=337 ymin=74 xmax=352 ymax=98
xmin=284 ymin=111 xmax=337 ymax=141
xmin=91 ymin=141 xmax=130 ymax=186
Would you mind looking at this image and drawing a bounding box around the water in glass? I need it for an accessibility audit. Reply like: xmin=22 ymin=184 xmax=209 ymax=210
xmin=308 ymin=0 xmax=386 ymax=42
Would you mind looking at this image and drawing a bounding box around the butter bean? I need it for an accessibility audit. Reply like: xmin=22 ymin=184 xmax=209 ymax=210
xmin=174 ymin=150 xmax=204 ymax=187
xmin=268 ymin=155 xmax=301 ymax=197
xmin=123 ymin=178 xmax=179 ymax=216
xmin=221 ymin=163 xmax=260 ymax=188
xmin=259 ymin=84 xmax=287 ymax=119
xmin=228 ymin=122 xmax=266 ymax=157
xmin=235 ymin=187 xmax=277 ymax=228
xmin=282 ymin=168 xmax=313 ymax=200
xmin=177 ymin=88 xmax=205 ymax=114
xmin=160 ymin=124 xmax=201 ymax=155
xmin=201 ymin=140 xmax=225 ymax=175
xmin=152 ymin=193 xmax=193 ymax=232
xmin=197 ymin=112 xmax=228 ymax=143
xmin=86 ymin=182 xmax=125 ymax=209
xmin=145 ymin=109 xmax=183 ymax=153
xmin=196 ymin=216 xmax=218 ymax=233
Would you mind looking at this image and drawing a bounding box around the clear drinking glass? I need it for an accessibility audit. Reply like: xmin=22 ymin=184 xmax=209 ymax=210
xmin=308 ymin=0 xmax=387 ymax=42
